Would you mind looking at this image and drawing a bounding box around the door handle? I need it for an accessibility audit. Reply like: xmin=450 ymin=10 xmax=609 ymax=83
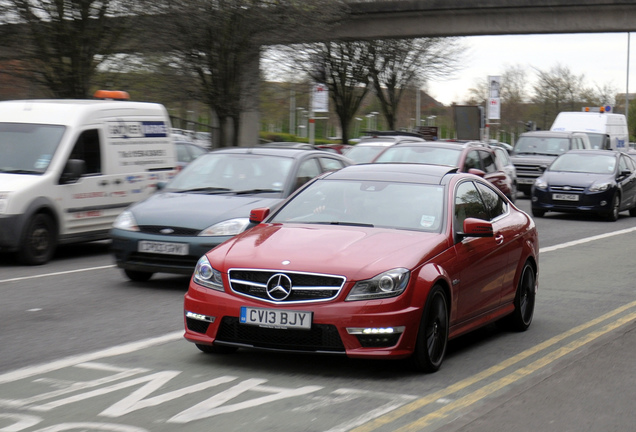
xmin=99 ymin=180 xmax=109 ymax=186
xmin=495 ymin=234 xmax=504 ymax=245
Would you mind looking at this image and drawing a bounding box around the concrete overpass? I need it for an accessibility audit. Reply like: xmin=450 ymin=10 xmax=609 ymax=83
xmin=2 ymin=1 xmax=635 ymax=145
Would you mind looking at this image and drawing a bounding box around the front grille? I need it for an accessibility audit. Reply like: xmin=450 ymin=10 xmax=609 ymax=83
xmin=216 ymin=316 xmax=345 ymax=352
xmin=229 ymin=269 xmax=345 ymax=303
xmin=139 ymin=225 xmax=200 ymax=236
xmin=550 ymin=185 xmax=586 ymax=192
xmin=186 ymin=318 xmax=211 ymax=334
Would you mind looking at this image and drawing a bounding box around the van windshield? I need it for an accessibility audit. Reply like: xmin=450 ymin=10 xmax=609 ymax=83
xmin=0 ymin=123 xmax=66 ymax=174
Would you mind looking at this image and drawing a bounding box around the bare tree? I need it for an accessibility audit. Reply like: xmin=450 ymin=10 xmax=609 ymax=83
xmin=157 ymin=0 xmax=347 ymax=147
xmin=0 ymin=0 xmax=148 ymax=98
xmin=532 ymin=64 xmax=585 ymax=129
xmin=368 ymin=37 xmax=465 ymax=130
xmin=302 ymin=40 xmax=374 ymax=144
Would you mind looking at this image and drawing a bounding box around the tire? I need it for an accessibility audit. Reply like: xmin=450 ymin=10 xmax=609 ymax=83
xmin=531 ymin=207 xmax=545 ymax=218
xmin=18 ymin=213 xmax=57 ymax=265
xmin=410 ymin=286 xmax=449 ymax=373
xmin=498 ymin=261 xmax=536 ymax=332
xmin=196 ymin=343 xmax=239 ymax=354
xmin=124 ymin=269 xmax=154 ymax=282
xmin=605 ymin=194 xmax=620 ymax=221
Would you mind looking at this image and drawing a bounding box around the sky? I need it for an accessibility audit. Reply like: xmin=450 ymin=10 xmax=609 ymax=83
xmin=425 ymin=32 xmax=635 ymax=106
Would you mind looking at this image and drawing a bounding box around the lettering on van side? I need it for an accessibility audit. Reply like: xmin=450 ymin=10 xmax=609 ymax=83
xmin=108 ymin=121 xmax=168 ymax=139
xmin=73 ymin=192 xmax=108 ymax=199
xmin=118 ymin=150 xmax=167 ymax=158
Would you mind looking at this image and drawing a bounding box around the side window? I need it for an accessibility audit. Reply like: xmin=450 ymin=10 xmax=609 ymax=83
xmin=69 ymin=129 xmax=101 ymax=175
xmin=464 ymin=151 xmax=481 ymax=171
xmin=293 ymin=158 xmax=322 ymax=191
xmin=476 ymin=182 xmax=507 ymax=220
xmin=480 ymin=150 xmax=497 ymax=173
xmin=454 ymin=181 xmax=489 ymax=231
xmin=318 ymin=157 xmax=346 ymax=172
xmin=619 ymin=155 xmax=631 ymax=173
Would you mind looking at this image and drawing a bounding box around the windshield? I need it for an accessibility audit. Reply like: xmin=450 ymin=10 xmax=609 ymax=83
xmin=375 ymin=145 xmax=462 ymax=166
xmin=271 ymin=178 xmax=445 ymax=232
xmin=514 ymin=136 xmax=569 ymax=156
xmin=550 ymin=153 xmax=616 ymax=174
xmin=167 ymin=152 xmax=293 ymax=193
xmin=0 ymin=123 xmax=66 ymax=174
xmin=345 ymin=145 xmax=390 ymax=164
xmin=585 ymin=133 xmax=609 ymax=149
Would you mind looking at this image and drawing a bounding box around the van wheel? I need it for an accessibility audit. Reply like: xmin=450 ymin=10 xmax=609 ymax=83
xmin=124 ymin=269 xmax=154 ymax=282
xmin=18 ymin=213 xmax=57 ymax=265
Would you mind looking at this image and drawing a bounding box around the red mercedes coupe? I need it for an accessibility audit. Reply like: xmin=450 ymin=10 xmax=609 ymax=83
xmin=183 ymin=163 xmax=539 ymax=372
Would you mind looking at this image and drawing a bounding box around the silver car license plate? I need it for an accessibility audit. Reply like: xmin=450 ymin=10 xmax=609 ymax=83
xmin=138 ymin=240 xmax=189 ymax=255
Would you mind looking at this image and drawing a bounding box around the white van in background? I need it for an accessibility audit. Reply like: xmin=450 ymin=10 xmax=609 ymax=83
xmin=550 ymin=110 xmax=629 ymax=151
xmin=0 ymin=93 xmax=177 ymax=265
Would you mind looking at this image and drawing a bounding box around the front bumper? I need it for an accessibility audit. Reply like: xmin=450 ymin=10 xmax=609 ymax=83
xmin=531 ymin=188 xmax=614 ymax=214
xmin=110 ymin=228 xmax=233 ymax=275
xmin=183 ymin=280 xmax=423 ymax=359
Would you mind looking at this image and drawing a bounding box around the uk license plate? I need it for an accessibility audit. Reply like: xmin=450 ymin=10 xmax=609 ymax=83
xmin=553 ymin=193 xmax=579 ymax=201
xmin=518 ymin=178 xmax=536 ymax=184
xmin=240 ymin=307 xmax=312 ymax=330
xmin=138 ymin=240 xmax=189 ymax=255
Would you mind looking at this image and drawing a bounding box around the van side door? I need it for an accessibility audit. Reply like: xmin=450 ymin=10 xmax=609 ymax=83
xmin=57 ymin=128 xmax=119 ymax=240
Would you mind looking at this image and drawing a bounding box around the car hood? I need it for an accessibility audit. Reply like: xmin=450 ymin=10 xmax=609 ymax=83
xmin=209 ymin=223 xmax=450 ymax=281
xmin=0 ymin=173 xmax=46 ymax=192
xmin=128 ymin=192 xmax=283 ymax=229
xmin=544 ymin=171 xmax=612 ymax=187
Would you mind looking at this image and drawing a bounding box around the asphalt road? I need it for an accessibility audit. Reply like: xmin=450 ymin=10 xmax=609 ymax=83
xmin=1 ymin=197 xmax=635 ymax=431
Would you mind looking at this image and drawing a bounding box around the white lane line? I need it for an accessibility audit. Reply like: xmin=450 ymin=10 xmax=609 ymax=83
xmin=0 ymin=331 xmax=183 ymax=385
xmin=0 ymin=265 xmax=116 ymax=284
xmin=539 ymin=226 xmax=636 ymax=253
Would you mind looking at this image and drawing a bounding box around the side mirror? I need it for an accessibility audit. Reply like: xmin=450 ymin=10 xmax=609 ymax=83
xmin=467 ymin=168 xmax=486 ymax=178
xmin=249 ymin=207 xmax=270 ymax=224
xmin=461 ymin=217 xmax=494 ymax=238
xmin=156 ymin=181 xmax=167 ymax=190
xmin=59 ymin=159 xmax=85 ymax=184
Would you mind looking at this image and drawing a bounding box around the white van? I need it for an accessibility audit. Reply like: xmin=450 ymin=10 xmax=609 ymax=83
xmin=550 ymin=111 xmax=629 ymax=151
xmin=0 ymin=96 xmax=177 ymax=265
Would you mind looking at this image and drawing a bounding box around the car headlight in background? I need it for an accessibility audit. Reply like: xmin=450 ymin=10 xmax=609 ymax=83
xmin=113 ymin=210 xmax=139 ymax=231
xmin=346 ymin=268 xmax=410 ymax=301
xmin=589 ymin=181 xmax=612 ymax=192
xmin=534 ymin=178 xmax=548 ymax=191
xmin=0 ymin=192 xmax=9 ymax=214
xmin=193 ymin=256 xmax=224 ymax=291
xmin=199 ymin=218 xmax=250 ymax=236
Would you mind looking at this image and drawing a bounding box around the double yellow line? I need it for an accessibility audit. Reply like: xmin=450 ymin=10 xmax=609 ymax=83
xmin=353 ymin=300 xmax=636 ymax=432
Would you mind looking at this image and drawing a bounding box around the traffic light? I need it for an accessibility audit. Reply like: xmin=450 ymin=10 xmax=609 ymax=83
xmin=525 ymin=121 xmax=535 ymax=131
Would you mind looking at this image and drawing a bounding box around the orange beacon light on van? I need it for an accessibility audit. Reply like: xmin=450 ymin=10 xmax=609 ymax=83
xmin=93 ymin=90 xmax=130 ymax=101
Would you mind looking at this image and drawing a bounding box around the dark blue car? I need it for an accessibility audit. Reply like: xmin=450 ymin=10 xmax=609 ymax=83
xmin=531 ymin=150 xmax=636 ymax=221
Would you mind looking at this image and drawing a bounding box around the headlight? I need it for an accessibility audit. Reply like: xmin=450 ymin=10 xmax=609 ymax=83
xmin=113 ymin=210 xmax=139 ymax=231
xmin=0 ymin=192 xmax=9 ymax=214
xmin=193 ymin=256 xmax=224 ymax=291
xmin=589 ymin=181 xmax=612 ymax=192
xmin=534 ymin=178 xmax=548 ymax=190
xmin=346 ymin=268 xmax=410 ymax=301
xmin=199 ymin=218 xmax=250 ymax=236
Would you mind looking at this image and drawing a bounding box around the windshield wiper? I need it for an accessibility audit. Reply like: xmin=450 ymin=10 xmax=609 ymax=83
xmin=233 ymin=188 xmax=281 ymax=195
xmin=175 ymin=187 xmax=232 ymax=194
xmin=312 ymin=221 xmax=375 ymax=227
